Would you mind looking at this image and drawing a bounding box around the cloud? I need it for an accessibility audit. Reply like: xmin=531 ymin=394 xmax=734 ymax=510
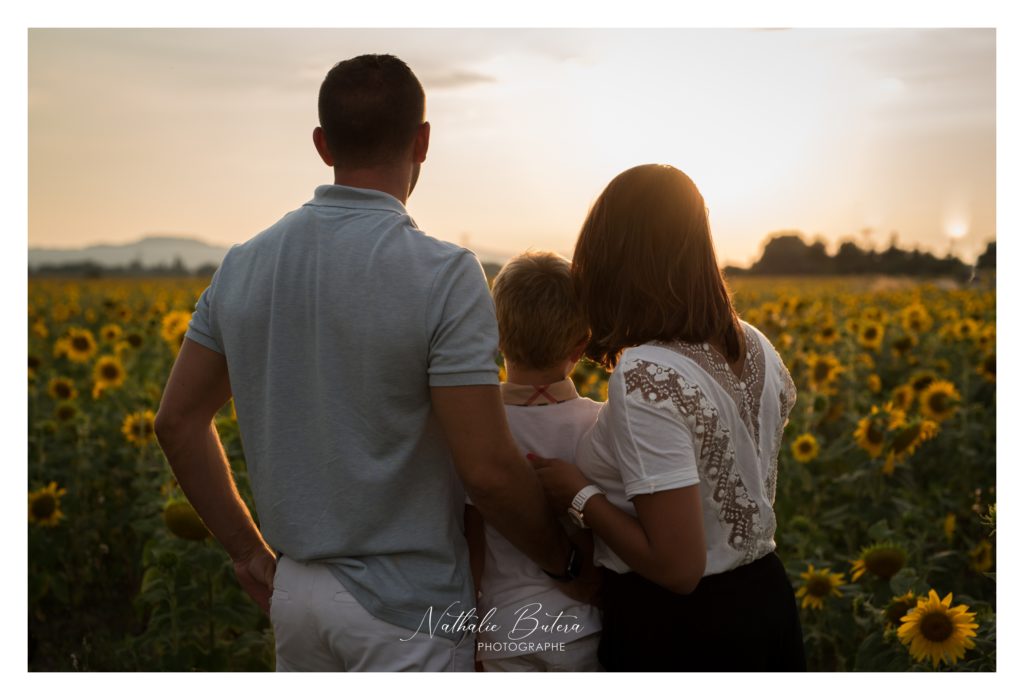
xmin=419 ymin=68 xmax=496 ymax=90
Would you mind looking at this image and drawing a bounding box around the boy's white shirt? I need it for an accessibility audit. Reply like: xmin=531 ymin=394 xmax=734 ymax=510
xmin=473 ymin=378 xmax=604 ymax=661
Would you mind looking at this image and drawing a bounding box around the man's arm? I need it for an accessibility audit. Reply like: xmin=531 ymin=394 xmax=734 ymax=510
xmin=464 ymin=504 xmax=486 ymax=597
xmin=432 ymin=385 xmax=571 ymax=575
xmin=154 ymin=338 xmax=277 ymax=613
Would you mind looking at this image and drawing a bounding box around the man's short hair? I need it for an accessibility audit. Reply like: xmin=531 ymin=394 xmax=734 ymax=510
xmin=491 ymin=252 xmax=589 ymax=371
xmin=318 ymin=54 xmax=425 ymax=168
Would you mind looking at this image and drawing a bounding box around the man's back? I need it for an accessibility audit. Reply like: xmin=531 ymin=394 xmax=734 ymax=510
xmin=185 ymin=183 xmax=499 ymax=637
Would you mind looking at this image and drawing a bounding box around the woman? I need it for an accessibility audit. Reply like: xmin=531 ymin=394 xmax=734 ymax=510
xmin=531 ymin=164 xmax=806 ymax=671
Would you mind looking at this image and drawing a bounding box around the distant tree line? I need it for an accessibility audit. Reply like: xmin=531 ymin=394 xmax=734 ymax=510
xmin=724 ymin=233 xmax=995 ymax=278
xmin=28 ymin=257 xmax=220 ymax=279
xmin=29 ymin=236 xmax=997 ymax=281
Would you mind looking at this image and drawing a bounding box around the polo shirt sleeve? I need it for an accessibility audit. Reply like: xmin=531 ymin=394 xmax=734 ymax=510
xmin=425 ymin=250 xmax=500 ymax=387
xmin=609 ymin=358 xmax=701 ymax=499
xmin=184 ymin=256 xmax=226 ymax=355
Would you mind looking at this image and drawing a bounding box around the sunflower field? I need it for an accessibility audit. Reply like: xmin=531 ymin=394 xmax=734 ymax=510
xmin=28 ymin=274 xmax=995 ymax=671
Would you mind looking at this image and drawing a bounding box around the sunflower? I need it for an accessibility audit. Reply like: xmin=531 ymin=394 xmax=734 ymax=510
xmin=951 ymin=317 xmax=979 ymax=341
xmin=791 ymin=433 xmax=820 ymax=463
xmin=28 ymin=353 xmax=41 ymax=379
xmin=892 ymin=419 xmax=939 ymax=458
xmin=60 ymin=327 xmax=98 ymax=364
xmin=806 ymin=353 xmax=843 ymax=393
xmin=31 ymin=319 xmax=49 ymax=339
xmin=900 ymin=303 xmax=934 ymax=335
xmin=122 ymin=409 xmax=157 ymax=447
xmin=858 ymin=321 xmax=885 ymax=351
xmin=863 ymin=306 xmax=888 ymax=323
xmin=51 ymin=303 xmax=72 ymax=323
xmin=46 ymin=376 xmax=77 ymax=401
xmin=796 ymin=564 xmax=845 ymax=609
xmin=977 ymin=352 xmax=995 ymax=383
xmin=867 ymin=374 xmax=882 ymax=394
xmin=898 ymin=590 xmax=978 ymax=667
xmin=54 ymin=401 xmax=79 ymax=422
xmin=100 ymin=323 xmax=123 ymax=342
xmin=890 ymin=334 xmax=917 ymax=358
xmin=854 ymin=415 xmax=887 ymax=458
xmin=908 ymin=369 xmax=938 ymax=395
xmin=161 ymin=310 xmax=193 ymax=350
xmin=943 ymin=513 xmax=956 ymax=542
xmin=92 ymin=354 xmax=126 ymax=397
xmin=850 ymin=542 xmax=907 ymax=581
xmin=814 ymin=324 xmax=840 ymax=346
xmin=968 ymin=540 xmax=993 ymax=573
xmin=919 ymin=380 xmax=960 ymax=422
xmin=975 ymin=324 xmax=995 ymax=353
xmin=885 ymin=591 xmax=919 ymax=629
xmin=125 ymin=331 xmax=144 ymax=349
xmin=882 ymin=419 xmax=939 ymax=475
xmin=890 ymin=384 xmax=915 ymax=411
xmin=28 ymin=481 xmax=68 ymax=527
xmin=856 ymin=352 xmax=875 ymax=370
xmin=163 ymin=499 xmax=211 ymax=541
xmin=853 ymin=404 xmax=905 ymax=458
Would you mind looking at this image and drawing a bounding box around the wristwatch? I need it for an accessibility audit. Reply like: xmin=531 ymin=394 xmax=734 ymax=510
xmin=568 ymin=484 xmax=605 ymax=529
xmin=542 ymin=542 xmax=582 ymax=582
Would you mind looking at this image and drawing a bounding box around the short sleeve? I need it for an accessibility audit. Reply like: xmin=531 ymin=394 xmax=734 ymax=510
xmin=610 ymin=360 xmax=701 ymax=498
xmin=184 ymin=258 xmax=226 ymax=355
xmin=425 ymin=251 xmax=500 ymax=387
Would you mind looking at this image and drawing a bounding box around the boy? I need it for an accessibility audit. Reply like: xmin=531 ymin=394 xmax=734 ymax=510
xmin=465 ymin=251 xmax=603 ymax=672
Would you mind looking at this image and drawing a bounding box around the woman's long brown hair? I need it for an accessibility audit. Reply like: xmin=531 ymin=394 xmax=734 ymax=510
xmin=572 ymin=164 xmax=741 ymax=369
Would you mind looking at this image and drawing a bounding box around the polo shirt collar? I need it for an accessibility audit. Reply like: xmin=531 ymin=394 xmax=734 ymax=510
xmin=306 ymin=184 xmax=409 ymax=216
xmin=501 ymin=378 xmax=580 ymax=407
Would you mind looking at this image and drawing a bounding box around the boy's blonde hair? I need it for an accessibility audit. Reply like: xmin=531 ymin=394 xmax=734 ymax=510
xmin=491 ymin=251 xmax=589 ymax=371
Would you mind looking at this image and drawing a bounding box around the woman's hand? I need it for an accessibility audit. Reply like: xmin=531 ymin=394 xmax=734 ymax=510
xmin=528 ymin=453 xmax=592 ymax=511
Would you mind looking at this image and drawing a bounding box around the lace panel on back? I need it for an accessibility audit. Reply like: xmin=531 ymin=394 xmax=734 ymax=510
xmin=622 ymin=359 xmax=763 ymax=565
xmin=652 ymin=324 xmax=766 ymax=452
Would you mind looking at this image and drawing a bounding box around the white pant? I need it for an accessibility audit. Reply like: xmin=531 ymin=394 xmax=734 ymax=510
xmin=481 ymin=633 xmax=603 ymax=672
xmin=270 ymin=554 xmax=474 ymax=672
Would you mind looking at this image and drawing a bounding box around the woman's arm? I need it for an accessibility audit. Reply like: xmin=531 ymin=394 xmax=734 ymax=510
xmin=530 ymin=456 xmax=706 ymax=594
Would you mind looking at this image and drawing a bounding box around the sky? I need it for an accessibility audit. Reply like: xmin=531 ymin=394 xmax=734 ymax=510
xmin=27 ymin=28 xmax=995 ymax=267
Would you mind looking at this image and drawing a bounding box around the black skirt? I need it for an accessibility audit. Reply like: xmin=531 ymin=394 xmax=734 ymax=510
xmin=597 ymin=551 xmax=806 ymax=672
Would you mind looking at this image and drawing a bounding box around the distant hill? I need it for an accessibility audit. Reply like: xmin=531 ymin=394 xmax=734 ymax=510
xmin=28 ymin=235 xmax=230 ymax=272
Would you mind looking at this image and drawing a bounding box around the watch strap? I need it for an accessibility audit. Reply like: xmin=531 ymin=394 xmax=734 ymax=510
xmin=542 ymin=543 xmax=581 ymax=582
xmin=571 ymin=484 xmax=605 ymax=515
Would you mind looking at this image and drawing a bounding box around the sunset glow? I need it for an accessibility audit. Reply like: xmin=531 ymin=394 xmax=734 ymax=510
xmin=28 ymin=29 xmax=995 ymax=267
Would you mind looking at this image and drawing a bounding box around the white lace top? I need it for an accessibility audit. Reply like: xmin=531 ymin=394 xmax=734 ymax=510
xmin=576 ymin=321 xmax=797 ymax=576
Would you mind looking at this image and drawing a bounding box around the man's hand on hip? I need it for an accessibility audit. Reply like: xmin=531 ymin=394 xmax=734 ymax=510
xmin=232 ymin=544 xmax=278 ymax=615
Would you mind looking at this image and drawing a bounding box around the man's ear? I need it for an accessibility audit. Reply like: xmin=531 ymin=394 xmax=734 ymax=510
xmin=412 ymin=121 xmax=430 ymax=163
xmin=313 ymin=126 xmax=334 ymax=167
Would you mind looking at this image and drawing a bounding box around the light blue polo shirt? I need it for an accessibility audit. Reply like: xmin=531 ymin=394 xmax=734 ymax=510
xmin=184 ymin=184 xmax=499 ymax=640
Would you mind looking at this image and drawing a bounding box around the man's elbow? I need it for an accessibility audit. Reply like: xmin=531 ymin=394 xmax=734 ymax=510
xmin=459 ymin=454 xmax=522 ymax=507
xmin=460 ymin=467 xmax=510 ymax=506
xmin=154 ymin=407 xmax=191 ymax=448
